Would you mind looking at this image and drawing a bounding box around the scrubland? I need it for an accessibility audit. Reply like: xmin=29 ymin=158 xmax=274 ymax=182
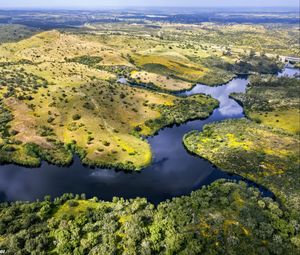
xmin=0 ymin=30 xmax=219 ymax=169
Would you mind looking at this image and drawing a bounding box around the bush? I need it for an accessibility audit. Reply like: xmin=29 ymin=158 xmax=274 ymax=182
xmin=67 ymin=201 xmax=79 ymax=207
xmin=72 ymin=114 xmax=81 ymax=121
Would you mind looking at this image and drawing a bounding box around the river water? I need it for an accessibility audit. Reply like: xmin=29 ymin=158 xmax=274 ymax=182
xmin=0 ymin=67 xmax=298 ymax=203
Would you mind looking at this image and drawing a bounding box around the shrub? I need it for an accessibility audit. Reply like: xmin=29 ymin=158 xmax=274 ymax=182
xmin=67 ymin=201 xmax=79 ymax=207
xmin=72 ymin=114 xmax=81 ymax=121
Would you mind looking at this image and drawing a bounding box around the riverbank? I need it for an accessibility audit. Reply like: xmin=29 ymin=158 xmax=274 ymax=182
xmin=1 ymin=179 xmax=298 ymax=254
xmin=183 ymin=119 xmax=300 ymax=218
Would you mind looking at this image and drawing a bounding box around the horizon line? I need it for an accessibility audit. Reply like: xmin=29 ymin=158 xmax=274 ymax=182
xmin=0 ymin=6 xmax=299 ymax=10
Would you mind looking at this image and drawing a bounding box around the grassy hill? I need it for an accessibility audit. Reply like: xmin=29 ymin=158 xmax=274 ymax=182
xmin=0 ymin=31 xmax=218 ymax=170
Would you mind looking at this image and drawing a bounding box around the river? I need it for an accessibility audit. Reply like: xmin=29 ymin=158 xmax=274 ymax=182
xmin=0 ymin=67 xmax=298 ymax=203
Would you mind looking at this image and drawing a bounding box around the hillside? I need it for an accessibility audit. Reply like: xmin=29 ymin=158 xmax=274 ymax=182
xmin=0 ymin=31 xmax=218 ymax=170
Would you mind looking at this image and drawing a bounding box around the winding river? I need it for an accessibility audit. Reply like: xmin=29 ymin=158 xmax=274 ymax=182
xmin=0 ymin=67 xmax=298 ymax=204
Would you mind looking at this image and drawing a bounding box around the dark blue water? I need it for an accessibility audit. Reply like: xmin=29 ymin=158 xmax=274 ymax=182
xmin=0 ymin=68 xmax=297 ymax=204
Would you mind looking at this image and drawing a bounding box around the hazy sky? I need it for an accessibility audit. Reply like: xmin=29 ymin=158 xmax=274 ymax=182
xmin=0 ymin=0 xmax=299 ymax=9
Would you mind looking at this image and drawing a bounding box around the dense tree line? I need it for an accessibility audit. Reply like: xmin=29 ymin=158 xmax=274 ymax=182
xmin=144 ymin=94 xmax=218 ymax=135
xmin=200 ymin=55 xmax=282 ymax=75
xmin=0 ymin=180 xmax=299 ymax=254
xmin=65 ymin=55 xmax=103 ymax=68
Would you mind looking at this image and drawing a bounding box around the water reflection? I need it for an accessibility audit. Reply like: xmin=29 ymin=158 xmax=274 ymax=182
xmin=278 ymin=66 xmax=300 ymax=77
xmin=183 ymin=77 xmax=248 ymax=118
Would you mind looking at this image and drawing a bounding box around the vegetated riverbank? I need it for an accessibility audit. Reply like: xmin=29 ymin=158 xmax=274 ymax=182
xmin=0 ymin=73 xmax=263 ymax=204
xmin=0 ymin=84 xmax=218 ymax=170
xmin=230 ymin=75 xmax=300 ymax=134
xmin=0 ymin=67 xmax=297 ymax=194
xmin=183 ymin=72 xmax=300 ymax=222
xmin=1 ymin=69 xmax=296 ymax=204
xmin=183 ymin=119 xmax=300 ymax=216
xmin=0 ymin=179 xmax=299 ymax=254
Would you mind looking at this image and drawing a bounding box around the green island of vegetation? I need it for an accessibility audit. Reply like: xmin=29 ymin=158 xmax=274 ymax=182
xmin=0 ymin=180 xmax=299 ymax=254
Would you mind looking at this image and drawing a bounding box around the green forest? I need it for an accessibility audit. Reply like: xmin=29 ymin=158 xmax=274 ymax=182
xmin=0 ymin=180 xmax=299 ymax=254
